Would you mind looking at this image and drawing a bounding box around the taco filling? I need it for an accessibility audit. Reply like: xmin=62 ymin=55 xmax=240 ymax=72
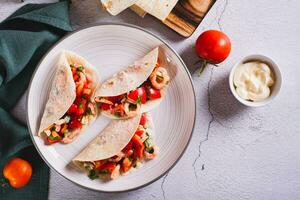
xmin=95 ymin=58 xmax=169 ymax=118
xmin=80 ymin=113 xmax=158 ymax=180
xmin=43 ymin=64 xmax=96 ymax=144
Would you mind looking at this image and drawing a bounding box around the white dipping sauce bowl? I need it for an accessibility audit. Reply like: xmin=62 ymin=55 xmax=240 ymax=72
xmin=229 ymin=55 xmax=282 ymax=107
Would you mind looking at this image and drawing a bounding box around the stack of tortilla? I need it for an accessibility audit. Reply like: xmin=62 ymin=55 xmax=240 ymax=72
xmin=100 ymin=0 xmax=178 ymax=21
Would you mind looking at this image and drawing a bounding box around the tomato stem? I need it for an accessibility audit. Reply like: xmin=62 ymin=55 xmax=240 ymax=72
xmin=198 ymin=60 xmax=208 ymax=76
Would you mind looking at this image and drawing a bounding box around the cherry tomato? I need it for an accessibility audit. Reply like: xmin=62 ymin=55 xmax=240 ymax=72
xmin=195 ymin=30 xmax=231 ymax=64
xmin=3 ymin=158 xmax=32 ymax=189
xmin=147 ymin=87 xmax=161 ymax=99
xmin=100 ymin=103 xmax=111 ymax=110
xmin=69 ymin=118 xmax=82 ymax=129
xmin=67 ymin=104 xmax=78 ymax=114
xmin=139 ymin=114 xmax=147 ymax=126
xmin=121 ymin=157 xmax=132 ymax=173
xmin=127 ymin=87 xmax=147 ymax=104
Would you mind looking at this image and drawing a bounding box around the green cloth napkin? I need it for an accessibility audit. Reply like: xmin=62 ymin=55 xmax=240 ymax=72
xmin=0 ymin=1 xmax=72 ymax=199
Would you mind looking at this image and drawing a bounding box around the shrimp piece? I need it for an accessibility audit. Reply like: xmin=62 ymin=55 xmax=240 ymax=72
xmin=62 ymin=129 xmax=80 ymax=144
xmin=54 ymin=124 xmax=61 ymax=132
xmin=111 ymin=164 xmax=120 ymax=180
xmin=124 ymin=102 xmax=141 ymax=117
xmin=149 ymin=67 xmax=170 ymax=90
xmin=144 ymin=145 xmax=159 ymax=160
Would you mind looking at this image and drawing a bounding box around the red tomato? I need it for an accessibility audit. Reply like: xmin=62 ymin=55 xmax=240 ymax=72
xmin=156 ymin=58 xmax=160 ymax=68
xmin=3 ymin=158 xmax=32 ymax=189
xmin=132 ymin=135 xmax=144 ymax=158
xmin=127 ymin=87 xmax=147 ymax=104
xmin=46 ymin=136 xmax=62 ymax=144
xmin=100 ymin=103 xmax=111 ymax=110
xmin=69 ymin=118 xmax=82 ymax=129
xmin=100 ymin=162 xmax=116 ymax=173
xmin=121 ymin=157 xmax=132 ymax=173
xmin=139 ymin=114 xmax=147 ymax=126
xmin=94 ymin=160 xmax=107 ymax=170
xmin=67 ymin=104 xmax=78 ymax=114
xmin=195 ymin=30 xmax=231 ymax=64
xmin=147 ymin=87 xmax=161 ymax=99
xmin=106 ymin=95 xmax=124 ymax=104
xmin=135 ymin=129 xmax=144 ymax=136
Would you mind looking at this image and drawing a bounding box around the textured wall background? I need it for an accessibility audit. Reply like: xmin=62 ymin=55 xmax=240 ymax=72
xmin=2 ymin=0 xmax=300 ymax=199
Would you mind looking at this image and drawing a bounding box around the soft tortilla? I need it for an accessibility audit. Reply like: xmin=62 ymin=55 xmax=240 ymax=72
xmin=100 ymin=0 xmax=136 ymax=15
xmin=73 ymin=113 xmax=143 ymax=164
xmin=94 ymin=47 xmax=168 ymax=119
xmin=38 ymin=50 xmax=99 ymax=136
xmin=135 ymin=0 xmax=178 ymax=21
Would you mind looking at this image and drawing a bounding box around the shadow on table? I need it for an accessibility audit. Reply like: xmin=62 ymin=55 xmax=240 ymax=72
xmin=205 ymin=73 xmax=248 ymax=123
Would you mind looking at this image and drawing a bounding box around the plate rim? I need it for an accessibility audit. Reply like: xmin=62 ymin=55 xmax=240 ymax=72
xmin=26 ymin=22 xmax=196 ymax=193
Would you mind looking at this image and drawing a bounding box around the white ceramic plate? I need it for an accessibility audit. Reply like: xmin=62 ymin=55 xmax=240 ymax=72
xmin=27 ymin=24 xmax=196 ymax=192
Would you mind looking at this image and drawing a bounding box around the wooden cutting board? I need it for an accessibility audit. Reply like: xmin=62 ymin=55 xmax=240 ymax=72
xmin=164 ymin=0 xmax=216 ymax=37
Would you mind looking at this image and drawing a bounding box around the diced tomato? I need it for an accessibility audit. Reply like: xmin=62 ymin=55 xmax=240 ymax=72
xmin=139 ymin=114 xmax=147 ymax=126
xmin=82 ymin=88 xmax=92 ymax=97
xmin=76 ymin=83 xmax=84 ymax=96
xmin=111 ymin=104 xmax=125 ymax=117
xmin=100 ymin=103 xmax=111 ymax=110
xmin=76 ymin=99 xmax=87 ymax=116
xmin=83 ymin=80 xmax=89 ymax=89
xmin=135 ymin=129 xmax=144 ymax=136
xmin=127 ymin=87 xmax=147 ymax=104
xmin=46 ymin=136 xmax=62 ymax=144
xmin=59 ymin=124 xmax=68 ymax=135
xmin=94 ymin=160 xmax=107 ymax=170
xmin=67 ymin=104 xmax=78 ymax=114
xmin=121 ymin=157 xmax=132 ymax=173
xmin=106 ymin=95 xmax=124 ymax=104
xmin=100 ymin=162 xmax=116 ymax=173
xmin=68 ymin=118 xmax=82 ymax=129
xmin=123 ymin=140 xmax=133 ymax=152
xmin=132 ymin=135 xmax=144 ymax=158
xmin=71 ymin=67 xmax=77 ymax=75
xmin=156 ymin=58 xmax=160 ymax=68
xmin=147 ymin=87 xmax=161 ymax=100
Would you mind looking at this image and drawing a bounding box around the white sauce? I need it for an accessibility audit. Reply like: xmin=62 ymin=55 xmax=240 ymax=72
xmin=233 ymin=61 xmax=275 ymax=102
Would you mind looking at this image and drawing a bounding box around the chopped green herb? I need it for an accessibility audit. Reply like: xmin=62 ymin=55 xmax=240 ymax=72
xmin=78 ymin=102 xmax=83 ymax=108
xmin=148 ymin=148 xmax=154 ymax=154
xmin=114 ymin=112 xmax=121 ymax=118
xmin=49 ymin=134 xmax=61 ymax=141
xmin=63 ymin=130 xmax=68 ymax=138
xmin=136 ymin=96 xmax=142 ymax=104
xmin=85 ymin=166 xmax=92 ymax=171
xmin=77 ymin=66 xmax=84 ymax=72
xmin=88 ymin=170 xmax=99 ymax=180
xmin=98 ymin=170 xmax=109 ymax=174
xmin=129 ymin=103 xmax=137 ymax=111
xmin=86 ymin=107 xmax=92 ymax=115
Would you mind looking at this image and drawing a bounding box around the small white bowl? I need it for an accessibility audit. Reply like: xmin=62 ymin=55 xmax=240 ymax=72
xmin=229 ymin=54 xmax=282 ymax=107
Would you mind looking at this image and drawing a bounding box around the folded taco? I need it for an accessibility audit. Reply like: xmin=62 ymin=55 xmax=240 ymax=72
xmin=73 ymin=113 xmax=158 ymax=180
xmin=94 ymin=47 xmax=170 ymax=119
xmin=38 ymin=51 xmax=99 ymax=144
